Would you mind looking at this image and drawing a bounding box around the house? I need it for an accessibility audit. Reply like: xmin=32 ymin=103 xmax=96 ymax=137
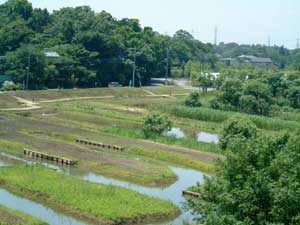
xmin=221 ymin=57 xmax=237 ymax=66
xmin=238 ymin=55 xmax=273 ymax=66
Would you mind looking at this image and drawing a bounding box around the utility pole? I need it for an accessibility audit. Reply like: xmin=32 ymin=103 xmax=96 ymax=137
xmin=132 ymin=47 xmax=136 ymax=87
xmin=165 ymin=48 xmax=169 ymax=84
xmin=26 ymin=44 xmax=32 ymax=90
xmin=297 ymin=38 xmax=300 ymax=49
xmin=268 ymin=36 xmax=271 ymax=47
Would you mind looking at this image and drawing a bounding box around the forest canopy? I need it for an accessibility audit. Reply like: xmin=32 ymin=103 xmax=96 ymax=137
xmin=0 ymin=0 xmax=216 ymax=89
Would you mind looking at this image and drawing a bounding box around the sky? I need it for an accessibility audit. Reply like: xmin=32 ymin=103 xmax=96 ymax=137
xmin=1 ymin=0 xmax=299 ymax=49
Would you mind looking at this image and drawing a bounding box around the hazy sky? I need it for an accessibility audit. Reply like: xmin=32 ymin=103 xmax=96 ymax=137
xmin=1 ymin=0 xmax=299 ymax=48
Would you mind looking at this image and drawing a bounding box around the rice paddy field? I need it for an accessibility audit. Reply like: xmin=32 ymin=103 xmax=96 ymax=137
xmin=0 ymin=205 xmax=47 ymax=225
xmin=0 ymin=86 xmax=297 ymax=225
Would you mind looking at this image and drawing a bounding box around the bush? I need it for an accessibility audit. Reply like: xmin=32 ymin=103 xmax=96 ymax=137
xmin=142 ymin=113 xmax=172 ymax=137
xmin=184 ymin=91 xmax=202 ymax=107
xmin=219 ymin=116 xmax=257 ymax=150
xmin=1 ymin=81 xmax=19 ymax=91
xmin=287 ymin=86 xmax=300 ymax=109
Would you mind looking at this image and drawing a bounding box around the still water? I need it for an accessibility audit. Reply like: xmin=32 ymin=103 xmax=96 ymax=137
xmin=0 ymin=189 xmax=87 ymax=225
xmin=0 ymin=152 xmax=205 ymax=225
xmin=197 ymin=132 xmax=219 ymax=144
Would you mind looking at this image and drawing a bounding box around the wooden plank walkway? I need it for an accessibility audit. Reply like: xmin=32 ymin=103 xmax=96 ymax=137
xmin=182 ymin=190 xmax=202 ymax=198
xmin=24 ymin=149 xmax=77 ymax=166
xmin=76 ymin=139 xmax=125 ymax=151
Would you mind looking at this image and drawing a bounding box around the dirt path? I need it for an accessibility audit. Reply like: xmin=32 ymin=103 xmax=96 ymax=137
xmin=39 ymin=95 xmax=115 ymax=103
xmin=142 ymin=89 xmax=156 ymax=96
xmin=1 ymin=96 xmax=41 ymax=111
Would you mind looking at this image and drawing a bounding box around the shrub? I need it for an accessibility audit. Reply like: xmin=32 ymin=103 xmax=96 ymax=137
xmin=1 ymin=81 xmax=19 ymax=91
xmin=287 ymin=86 xmax=300 ymax=109
xmin=219 ymin=116 xmax=257 ymax=150
xmin=142 ymin=113 xmax=172 ymax=137
xmin=184 ymin=91 xmax=202 ymax=107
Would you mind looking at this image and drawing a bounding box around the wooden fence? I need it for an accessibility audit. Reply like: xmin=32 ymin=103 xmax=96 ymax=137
xmin=24 ymin=149 xmax=77 ymax=166
xmin=75 ymin=139 xmax=125 ymax=151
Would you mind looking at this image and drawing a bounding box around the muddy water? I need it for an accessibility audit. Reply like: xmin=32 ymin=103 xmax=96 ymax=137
xmin=0 ymin=152 xmax=205 ymax=225
xmin=0 ymin=189 xmax=87 ymax=225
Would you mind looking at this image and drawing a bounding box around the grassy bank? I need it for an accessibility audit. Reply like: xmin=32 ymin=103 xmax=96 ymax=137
xmin=153 ymin=104 xmax=300 ymax=132
xmin=0 ymin=138 xmax=177 ymax=187
xmin=0 ymin=165 xmax=179 ymax=225
xmin=0 ymin=205 xmax=47 ymax=225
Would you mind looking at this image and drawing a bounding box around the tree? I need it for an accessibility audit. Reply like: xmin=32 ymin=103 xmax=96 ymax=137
xmin=287 ymin=86 xmax=300 ymax=108
xmin=241 ymin=80 xmax=272 ymax=115
xmin=219 ymin=116 xmax=257 ymax=150
xmin=187 ymin=129 xmax=300 ymax=225
xmin=217 ymin=79 xmax=243 ymax=108
xmin=142 ymin=113 xmax=172 ymax=137
xmin=198 ymin=73 xmax=214 ymax=93
xmin=5 ymin=0 xmax=33 ymax=19
xmin=185 ymin=91 xmax=202 ymax=107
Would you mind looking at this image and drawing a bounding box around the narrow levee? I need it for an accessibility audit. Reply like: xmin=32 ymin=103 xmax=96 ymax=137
xmin=0 ymin=152 xmax=205 ymax=225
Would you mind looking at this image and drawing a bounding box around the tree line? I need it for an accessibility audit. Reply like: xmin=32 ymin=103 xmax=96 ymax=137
xmin=0 ymin=0 xmax=216 ymax=89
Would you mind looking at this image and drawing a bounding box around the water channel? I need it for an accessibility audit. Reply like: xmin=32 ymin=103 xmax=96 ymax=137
xmin=0 ymin=152 xmax=205 ymax=225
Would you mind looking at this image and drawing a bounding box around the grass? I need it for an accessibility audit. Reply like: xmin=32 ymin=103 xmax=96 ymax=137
xmin=0 ymin=165 xmax=179 ymax=225
xmin=0 ymin=87 xmax=221 ymax=187
xmin=0 ymin=138 xmax=177 ymax=187
xmin=152 ymin=104 xmax=300 ymax=132
xmin=129 ymin=147 xmax=216 ymax=174
xmin=0 ymin=205 xmax=47 ymax=225
xmin=102 ymin=124 xmax=221 ymax=154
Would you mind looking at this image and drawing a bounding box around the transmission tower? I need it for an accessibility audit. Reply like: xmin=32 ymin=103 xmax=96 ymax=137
xmin=214 ymin=26 xmax=218 ymax=46
xmin=297 ymin=38 xmax=300 ymax=49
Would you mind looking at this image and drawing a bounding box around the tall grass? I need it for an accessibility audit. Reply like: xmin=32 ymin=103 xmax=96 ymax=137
xmin=153 ymin=104 xmax=300 ymax=132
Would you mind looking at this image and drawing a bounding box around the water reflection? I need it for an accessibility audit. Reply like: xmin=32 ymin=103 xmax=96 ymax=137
xmin=0 ymin=151 xmax=205 ymax=225
xmin=164 ymin=128 xmax=185 ymax=139
xmin=197 ymin=132 xmax=219 ymax=144
xmin=0 ymin=189 xmax=87 ymax=225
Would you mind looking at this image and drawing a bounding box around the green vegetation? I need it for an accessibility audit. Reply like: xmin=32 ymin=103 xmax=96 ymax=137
xmin=142 ymin=113 xmax=172 ymax=137
xmin=219 ymin=116 xmax=257 ymax=150
xmin=0 ymin=165 xmax=179 ymax=225
xmin=186 ymin=119 xmax=300 ymax=225
xmin=153 ymin=103 xmax=300 ymax=132
xmin=0 ymin=205 xmax=47 ymax=225
xmin=184 ymin=91 xmax=202 ymax=107
xmin=0 ymin=0 xmax=216 ymax=89
xmin=211 ymin=70 xmax=300 ymax=116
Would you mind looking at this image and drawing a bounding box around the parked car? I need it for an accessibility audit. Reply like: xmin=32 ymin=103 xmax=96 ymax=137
xmin=108 ymin=82 xmax=122 ymax=87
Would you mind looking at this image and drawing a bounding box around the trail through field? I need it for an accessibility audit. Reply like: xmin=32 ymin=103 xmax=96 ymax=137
xmin=39 ymin=95 xmax=115 ymax=103
xmin=0 ymin=92 xmax=187 ymax=111
xmin=142 ymin=89 xmax=156 ymax=96
xmin=1 ymin=96 xmax=41 ymax=111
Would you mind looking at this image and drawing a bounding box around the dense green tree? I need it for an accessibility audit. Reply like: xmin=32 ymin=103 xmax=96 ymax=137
xmin=287 ymin=86 xmax=300 ymax=109
xmin=241 ymin=80 xmax=272 ymax=115
xmin=142 ymin=113 xmax=172 ymax=137
xmin=187 ymin=124 xmax=300 ymax=225
xmin=219 ymin=116 xmax=257 ymax=150
xmin=217 ymin=79 xmax=243 ymax=108
xmin=184 ymin=91 xmax=202 ymax=107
